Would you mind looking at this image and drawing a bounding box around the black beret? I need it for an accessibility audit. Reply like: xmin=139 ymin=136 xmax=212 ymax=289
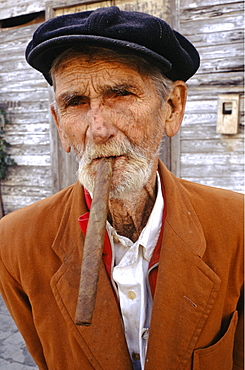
xmin=26 ymin=6 xmax=200 ymax=85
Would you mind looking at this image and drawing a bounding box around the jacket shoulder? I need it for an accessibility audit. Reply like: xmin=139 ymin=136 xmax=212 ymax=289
xmin=0 ymin=182 xmax=86 ymax=282
xmin=0 ymin=182 xmax=86 ymax=258
xmin=178 ymin=179 xmax=244 ymax=247
xmin=0 ymin=183 xmax=76 ymax=229
xmin=179 ymin=178 xmax=244 ymax=215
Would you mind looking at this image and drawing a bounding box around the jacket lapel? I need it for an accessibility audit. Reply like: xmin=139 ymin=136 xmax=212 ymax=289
xmin=50 ymin=182 xmax=132 ymax=369
xmin=145 ymin=163 xmax=221 ymax=369
xmin=145 ymin=225 xmax=220 ymax=369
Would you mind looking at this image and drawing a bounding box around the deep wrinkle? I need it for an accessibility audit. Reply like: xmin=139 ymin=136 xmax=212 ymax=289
xmin=52 ymin=56 xmax=185 ymax=240
xmin=57 ymin=81 xmax=143 ymax=111
xmin=55 ymin=73 xmax=155 ymax=151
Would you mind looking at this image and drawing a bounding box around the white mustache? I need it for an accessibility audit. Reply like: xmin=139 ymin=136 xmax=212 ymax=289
xmin=75 ymin=139 xmax=152 ymax=199
xmin=76 ymin=140 xmax=145 ymax=165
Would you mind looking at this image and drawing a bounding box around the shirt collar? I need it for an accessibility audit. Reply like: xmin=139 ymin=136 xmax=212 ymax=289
xmin=138 ymin=172 xmax=164 ymax=261
xmin=107 ymin=172 xmax=164 ymax=263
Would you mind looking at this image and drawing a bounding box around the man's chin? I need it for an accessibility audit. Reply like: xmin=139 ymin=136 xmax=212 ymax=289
xmin=78 ymin=171 xmax=147 ymax=201
xmin=77 ymin=153 xmax=152 ymax=200
xmin=108 ymin=179 xmax=144 ymax=200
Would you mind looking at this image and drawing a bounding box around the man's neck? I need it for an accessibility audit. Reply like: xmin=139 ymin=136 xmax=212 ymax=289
xmin=107 ymin=172 xmax=158 ymax=243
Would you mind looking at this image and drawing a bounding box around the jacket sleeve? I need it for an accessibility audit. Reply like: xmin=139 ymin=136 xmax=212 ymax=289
xmin=0 ymin=257 xmax=48 ymax=370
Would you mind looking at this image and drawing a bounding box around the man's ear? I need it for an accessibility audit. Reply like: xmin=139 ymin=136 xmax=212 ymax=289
xmin=50 ymin=104 xmax=71 ymax=153
xmin=164 ymin=80 xmax=187 ymax=137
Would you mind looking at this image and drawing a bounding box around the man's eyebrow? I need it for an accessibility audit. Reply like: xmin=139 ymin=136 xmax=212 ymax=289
xmin=56 ymin=82 xmax=140 ymax=104
xmin=99 ymin=83 xmax=141 ymax=97
xmin=103 ymin=83 xmax=137 ymax=92
xmin=56 ymin=91 xmax=85 ymax=104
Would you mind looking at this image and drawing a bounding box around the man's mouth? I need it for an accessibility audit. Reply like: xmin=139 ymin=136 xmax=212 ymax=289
xmin=93 ymin=155 xmax=125 ymax=162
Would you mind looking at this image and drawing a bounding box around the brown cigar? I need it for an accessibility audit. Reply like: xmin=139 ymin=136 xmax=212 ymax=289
xmin=75 ymin=157 xmax=113 ymax=326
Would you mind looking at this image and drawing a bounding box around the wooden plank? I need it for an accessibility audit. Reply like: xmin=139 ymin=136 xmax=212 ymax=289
xmin=0 ymin=0 xmax=43 ymax=19
xmin=0 ymin=60 xmax=29 ymax=72
xmin=1 ymin=164 xmax=53 ymax=213
xmin=182 ymin=112 xmax=216 ymax=125
xmin=197 ymin=58 xmax=244 ymax=76
xmin=53 ymin=1 xmax=112 ymax=17
xmin=181 ymin=14 xmax=243 ymax=35
xmin=181 ymin=166 xmax=244 ymax=184
xmin=181 ymin=138 xmax=244 ymax=153
xmin=181 ymin=125 xmax=244 ymax=140
xmin=184 ymin=95 xmax=244 ymax=112
xmin=185 ymin=29 xmax=243 ymax=48
xmin=4 ymin=134 xmax=50 ymax=146
xmin=4 ymin=121 xmax=49 ymax=132
xmin=2 ymin=166 xmax=52 ymax=187
xmin=1 ymin=91 xmax=49 ymax=102
xmin=0 ymin=38 xmax=31 ymax=51
xmin=1 ymin=184 xmax=52 ymax=198
xmin=188 ymin=72 xmax=244 ymax=88
xmin=181 ymin=177 xmax=244 ymax=194
xmin=198 ymin=42 xmax=244 ymax=62
xmin=7 ymin=143 xmax=51 ymax=155
xmin=1 ymin=195 xmax=48 ymax=214
xmin=184 ymin=99 xmax=217 ymax=113
xmin=0 ymin=24 xmax=41 ymax=42
xmin=181 ymin=0 xmax=242 ymax=7
xmin=180 ymin=152 xmax=244 ymax=166
xmin=0 ymin=96 xmax=50 ymax=112
xmin=182 ymin=111 xmax=244 ymax=127
xmin=0 ymin=100 xmax=50 ymax=113
xmin=115 ymin=0 xmax=172 ymax=21
xmin=186 ymin=82 xmax=244 ymax=92
xmin=0 ymin=78 xmax=48 ymax=91
xmin=9 ymin=155 xmax=51 ymax=166
xmin=180 ymin=2 xmax=244 ymax=22
xmin=1 ymin=167 xmax=52 ymax=215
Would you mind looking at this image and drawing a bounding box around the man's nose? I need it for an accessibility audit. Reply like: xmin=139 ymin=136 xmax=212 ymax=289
xmin=87 ymin=106 xmax=117 ymax=144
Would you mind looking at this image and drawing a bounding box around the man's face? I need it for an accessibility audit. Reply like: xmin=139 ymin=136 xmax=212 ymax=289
xmin=52 ymin=55 xmax=170 ymax=198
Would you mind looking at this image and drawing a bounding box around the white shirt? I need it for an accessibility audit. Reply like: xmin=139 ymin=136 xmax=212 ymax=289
xmin=106 ymin=173 xmax=164 ymax=369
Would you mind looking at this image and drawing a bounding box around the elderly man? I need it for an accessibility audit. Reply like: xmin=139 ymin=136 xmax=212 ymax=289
xmin=0 ymin=6 xmax=243 ymax=370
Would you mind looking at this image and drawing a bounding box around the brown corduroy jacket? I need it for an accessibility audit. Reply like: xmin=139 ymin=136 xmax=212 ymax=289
xmin=0 ymin=161 xmax=243 ymax=370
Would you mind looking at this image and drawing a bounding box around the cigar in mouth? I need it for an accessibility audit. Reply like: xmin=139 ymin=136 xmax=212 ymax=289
xmin=75 ymin=157 xmax=114 ymax=326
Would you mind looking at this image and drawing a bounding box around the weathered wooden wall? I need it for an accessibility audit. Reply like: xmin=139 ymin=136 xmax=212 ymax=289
xmin=0 ymin=17 xmax=52 ymax=214
xmin=0 ymin=0 xmax=244 ymax=215
xmin=178 ymin=0 xmax=244 ymax=192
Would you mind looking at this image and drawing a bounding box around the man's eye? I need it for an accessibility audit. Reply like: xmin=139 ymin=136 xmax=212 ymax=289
xmin=118 ymin=90 xmax=131 ymax=96
xmin=112 ymin=89 xmax=134 ymax=98
xmin=66 ymin=97 xmax=87 ymax=107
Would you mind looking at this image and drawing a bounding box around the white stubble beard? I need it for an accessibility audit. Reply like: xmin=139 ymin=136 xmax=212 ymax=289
xmin=74 ymin=139 xmax=159 ymax=200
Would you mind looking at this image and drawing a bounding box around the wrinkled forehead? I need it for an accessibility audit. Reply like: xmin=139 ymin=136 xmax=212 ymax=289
xmin=53 ymin=56 xmax=158 ymax=100
xmin=51 ymin=48 xmax=174 ymax=107
xmin=51 ymin=46 xmax=160 ymax=79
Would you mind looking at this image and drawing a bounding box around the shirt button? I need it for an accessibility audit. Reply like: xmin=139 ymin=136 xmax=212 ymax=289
xmin=141 ymin=328 xmax=149 ymax=340
xmin=132 ymin=352 xmax=140 ymax=361
xmin=127 ymin=291 xmax=136 ymax=300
